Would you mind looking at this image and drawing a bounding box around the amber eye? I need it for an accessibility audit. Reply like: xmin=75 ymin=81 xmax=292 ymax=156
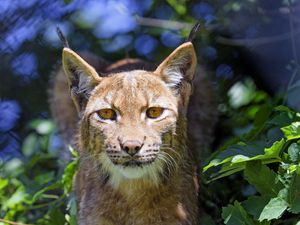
xmin=146 ymin=107 xmax=164 ymax=119
xmin=97 ymin=109 xmax=117 ymax=120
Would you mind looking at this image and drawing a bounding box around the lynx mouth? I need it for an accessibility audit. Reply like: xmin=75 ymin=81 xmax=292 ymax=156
xmin=108 ymin=155 xmax=160 ymax=179
xmin=122 ymin=159 xmax=155 ymax=167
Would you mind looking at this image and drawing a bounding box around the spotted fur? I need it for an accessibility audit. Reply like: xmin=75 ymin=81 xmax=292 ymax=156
xmin=50 ymin=42 xmax=217 ymax=225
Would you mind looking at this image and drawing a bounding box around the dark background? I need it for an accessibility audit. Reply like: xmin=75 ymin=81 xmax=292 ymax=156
xmin=1 ymin=0 xmax=300 ymax=166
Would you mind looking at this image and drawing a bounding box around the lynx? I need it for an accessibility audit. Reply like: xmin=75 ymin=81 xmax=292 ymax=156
xmin=50 ymin=26 xmax=216 ymax=225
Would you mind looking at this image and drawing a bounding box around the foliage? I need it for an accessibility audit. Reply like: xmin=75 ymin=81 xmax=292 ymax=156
xmin=0 ymin=119 xmax=78 ymax=225
xmin=204 ymin=100 xmax=300 ymax=224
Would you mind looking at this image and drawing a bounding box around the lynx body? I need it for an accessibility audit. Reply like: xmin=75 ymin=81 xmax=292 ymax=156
xmin=50 ymin=39 xmax=216 ymax=225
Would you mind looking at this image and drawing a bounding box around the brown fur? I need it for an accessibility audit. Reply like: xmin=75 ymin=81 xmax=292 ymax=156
xmin=50 ymin=42 xmax=217 ymax=225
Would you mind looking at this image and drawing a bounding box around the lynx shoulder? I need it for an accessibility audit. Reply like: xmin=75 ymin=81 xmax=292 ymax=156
xmin=50 ymin=35 xmax=216 ymax=224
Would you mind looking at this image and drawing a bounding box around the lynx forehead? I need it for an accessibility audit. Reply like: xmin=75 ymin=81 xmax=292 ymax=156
xmin=88 ymin=71 xmax=178 ymax=112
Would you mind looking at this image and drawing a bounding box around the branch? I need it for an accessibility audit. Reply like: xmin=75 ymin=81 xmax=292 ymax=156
xmin=216 ymin=29 xmax=300 ymax=47
xmin=0 ymin=218 xmax=33 ymax=225
xmin=135 ymin=17 xmax=192 ymax=30
xmin=135 ymin=17 xmax=300 ymax=48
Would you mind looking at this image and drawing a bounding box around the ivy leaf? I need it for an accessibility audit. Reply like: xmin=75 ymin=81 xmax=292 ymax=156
xmin=65 ymin=195 xmax=78 ymax=225
xmin=274 ymin=105 xmax=295 ymax=113
xmin=30 ymin=182 xmax=61 ymax=203
xmin=244 ymin=161 xmax=283 ymax=197
xmin=62 ymin=159 xmax=78 ymax=194
xmin=0 ymin=178 xmax=8 ymax=190
xmin=22 ymin=133 xmax=39 ymax=157
xmin=69 ymin=146 xmax=78 ymax=158
xmin=288 ymin=174 xmax=300 ymax=213
xmin=166 ymin=0 xmax=186 ymax=15
xmin=269 ymin=112 xmax=295 ymax=127
xmin=253 ymin=105 xmax=272 ymax=128
xmin=204 ymin=139 xmax=284 ymax=182
xmin=258 ymin=197 xmax=288 ymax=221
xmin=222 ymin=201 xmax=256 ymax=225
xmin=281 ymin=122 xmax=300 ymax=141
xmin=249 ymin=139 xmax=284 ymax=161
xmin=3 ymin=186 xmax=28 ymax=210
xmin=47 ymin=208 xmax=66 ymax=225
xmin=269 ymin=105 xmax=299 ymax=126
xmin=30 ymin=119 xmax=55 ymax=135
xmin=67 ymin=195 xmax=77 ymax=218
xmin=35 ymin=171 xmax=55 ymax=185
xmin=288 ymin=143 xmax=300 ymax=162
xmin=242 ymin=196 xmax=270 ymax=220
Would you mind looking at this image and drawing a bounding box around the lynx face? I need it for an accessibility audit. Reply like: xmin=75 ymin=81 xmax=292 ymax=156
xmin=62 ymin=42 xmax=197 ymax=185
xmin=86 ymin=71 xmax=178 ymax=180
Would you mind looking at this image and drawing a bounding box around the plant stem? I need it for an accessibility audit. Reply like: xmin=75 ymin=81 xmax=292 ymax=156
xmin=0 ymin=218 xmax=32 ymax=225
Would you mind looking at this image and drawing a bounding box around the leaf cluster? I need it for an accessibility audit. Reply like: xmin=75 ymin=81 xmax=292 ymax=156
xmin=0 ymin=119 xmax=78 ymax=225
xmin=204 ymin=104 xmax=300 ymax=224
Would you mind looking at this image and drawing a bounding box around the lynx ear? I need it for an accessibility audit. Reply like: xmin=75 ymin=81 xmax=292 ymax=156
xmin=62 ymin=48 xmax=102 ymax=112
xmin=154 ymin=42 xmax=197 ymax=90
xmin=154 ymin=42 xmax=197 ymax=107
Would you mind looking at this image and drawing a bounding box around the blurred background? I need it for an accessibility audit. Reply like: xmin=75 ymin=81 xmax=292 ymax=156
xmin=1 ymin=0 xmax=300 ymax=161
xmin=1 ymin=0 xmax=300 ymax=223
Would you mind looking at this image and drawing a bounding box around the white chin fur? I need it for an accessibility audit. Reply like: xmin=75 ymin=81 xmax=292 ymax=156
xmin=117 ymin=166 xmax=147 ymax=179
xmin=99 ymin=153 xmax=164 ymax=188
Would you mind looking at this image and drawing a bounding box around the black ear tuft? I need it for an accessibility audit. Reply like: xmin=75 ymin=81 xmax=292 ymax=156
xmin=186 ymin=22 xmax=201 ymax=42
xmin=56 ymin=26 xmax=70 ymax=48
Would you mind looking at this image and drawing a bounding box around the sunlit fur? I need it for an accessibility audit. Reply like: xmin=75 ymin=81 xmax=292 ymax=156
xmin=49 ymin=42 xmax=217 ymax=225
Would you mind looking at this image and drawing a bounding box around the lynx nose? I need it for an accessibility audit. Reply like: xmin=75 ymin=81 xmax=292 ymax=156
xmin=121 ymin=140 xmax=143 ymax=156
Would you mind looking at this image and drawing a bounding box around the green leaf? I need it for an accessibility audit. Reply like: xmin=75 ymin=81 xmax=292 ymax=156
xmin=242 ymin=196 xmax=270 ymax=220
xmin=67 ymin=195 xmax=77 ymax=217
xmin=281 ymin=122 xmax=300 ymax=141
xmin=30 ymin=119 xmax=55 ymax=135
xmin=204 ymin=139 xmax=284 ymax=182
xmin=253 ymin=105 xmax=272 ymax=128
xmin=288 ymin=164 xmax=300 ymax=174
xmin=222 ymin=201 xmax=255 ymax=225
xmin=199 ymin=213 xmax=215 ymax=225
xmin=269 ymin=112 xmax=296 ymax=127
xmin=22 ymin=133 xmax=39 ymax=157
xmin=3 ymin=186 xmax=28 ymax=209
xmin=274 ymin=105 xmax=295 ymax=113
xmin=208 ymin=164 xmax=246 ymax=182
xmin=244 ymin=161 xmax=284 ymax=197
xmin=203 ymin=143 xmax=261 ymax=172
xmin=3 ymin=158 xmax=23 ymax=176
xmin=69 ymin=146 xmax=78 ymax=158
xmin=288 ymin=143 xmax=300 ymax=162
xmin=34 ymin=172 xmax=55 ymax=185
xmin=249 ymin=139 xmax=284 ymax=161
xmin=166 ymin=0 xmax=186 ymax=15
xmin=64 ymin=0 xmax=73 ymax=4
xmin=288 ymin=174 xmax=300 ymax=213
xmin=0 ymin=179 xmax=8 ymax=190
xmin=62 ymin=159 xmax=78 ymax=194
xmin=30 ymin=182 xmax=61 ymax=203
xmin=48 ymin=208 xmax=66 ymax=225
xmin=258 ymin=197 xmax=288 ymax=221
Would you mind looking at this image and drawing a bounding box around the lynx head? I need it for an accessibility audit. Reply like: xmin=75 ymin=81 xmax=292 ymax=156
xmin=62 ymin=42 xmax=197 ymax=187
